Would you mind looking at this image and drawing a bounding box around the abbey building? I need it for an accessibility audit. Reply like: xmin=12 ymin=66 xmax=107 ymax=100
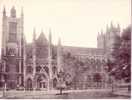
xmin=0 ymin=7 xmax=120 ymax=90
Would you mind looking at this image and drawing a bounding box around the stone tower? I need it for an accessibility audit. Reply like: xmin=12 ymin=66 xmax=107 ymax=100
xmin=97 ymin=30 xmax=105 ymax=49
xmin=97 ymin=22 xmax=121 ymax=60
xmin=1 ymin=6 xmax=24 ymax=89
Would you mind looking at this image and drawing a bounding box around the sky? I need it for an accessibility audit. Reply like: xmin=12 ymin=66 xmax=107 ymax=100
xmin=0 ymin=0 xmax=131 ymax=48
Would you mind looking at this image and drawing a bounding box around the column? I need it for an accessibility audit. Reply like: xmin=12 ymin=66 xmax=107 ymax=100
xmin=57 ymin=38 xmax=62 ymax=72
xmin=32 ymin=28 xmax=36 ymax=90
xmin=48 ymin=29 xmax=53 ymax=90
xmin=23 ymin=45 xmax=26 ymax=89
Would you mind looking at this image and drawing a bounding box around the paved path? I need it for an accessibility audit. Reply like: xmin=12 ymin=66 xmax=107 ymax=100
xmin=0 ymin=89 xmax=130 ymax=99
xmin=113 ymin=91 xmax=131 ymax=97
xmin=3 ymin=89 xmax=112 ymax=94
xmin=0 ymin=89 xmax=111 ymax=97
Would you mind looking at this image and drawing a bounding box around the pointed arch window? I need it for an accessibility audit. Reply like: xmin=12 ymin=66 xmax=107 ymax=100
xmin=52 ymin=66 xmax=58 ymax=75
xmin=9 ymin=22 xmax=17 ymax=42
xmin=36 ymin=66 xmax=41 ymax=72
xmin=26 ymin=66 xmax=33 ymax=74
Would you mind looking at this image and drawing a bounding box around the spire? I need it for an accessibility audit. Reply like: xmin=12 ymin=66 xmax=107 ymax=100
xmin=3 ymin=6 xmax=6 ymax=16
xmin=117 ymin=23 xmax=120 ymax=36
xmin=10 ymin=6 xmax=16 ymax=17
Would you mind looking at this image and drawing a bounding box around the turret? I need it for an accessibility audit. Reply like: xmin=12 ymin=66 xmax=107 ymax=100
xmin=3 ymin=6 xmax=6 ymax=17
xmin=2 ymin=6 xmax=7 ymax=56
xmin=1 ymin=6 xmax=25 ymax=89
xmin=116 ymin=23 xmax=121 ymax=36
xmin=10 ymin=6 xmax=16 ymax=17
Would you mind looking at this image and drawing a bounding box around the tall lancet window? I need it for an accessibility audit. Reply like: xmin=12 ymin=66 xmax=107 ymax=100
xmin=9 ymin=22 xmax=17 ymax=42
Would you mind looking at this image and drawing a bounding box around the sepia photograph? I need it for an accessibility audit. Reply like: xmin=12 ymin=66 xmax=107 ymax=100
xmin=0 ymin=0 xmax=131 ymax=99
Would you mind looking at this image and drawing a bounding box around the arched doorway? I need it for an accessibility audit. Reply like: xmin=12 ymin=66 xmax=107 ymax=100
xmin=26 ymin=78 xmax=33 ymax=90
xmin=36 ymin=74 xmax=47 ymax=89
xmin=53 ymin=78 xmax=57 ymax=88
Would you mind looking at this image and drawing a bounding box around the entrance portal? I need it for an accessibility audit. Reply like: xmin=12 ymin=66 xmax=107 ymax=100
xmin=26 ymin=78 xmax=33 ymax=90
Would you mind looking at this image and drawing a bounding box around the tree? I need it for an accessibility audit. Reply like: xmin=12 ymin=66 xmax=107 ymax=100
xmin=107 ymin=26 xmax=131 ymax=83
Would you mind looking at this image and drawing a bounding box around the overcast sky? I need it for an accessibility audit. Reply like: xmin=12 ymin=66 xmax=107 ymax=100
xmin=0 ymin=0 xmax=130 ymax=48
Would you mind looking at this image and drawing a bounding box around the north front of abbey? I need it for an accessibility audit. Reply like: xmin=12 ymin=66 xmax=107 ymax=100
xmin=0 ymin=7 xmax=121 ymax=90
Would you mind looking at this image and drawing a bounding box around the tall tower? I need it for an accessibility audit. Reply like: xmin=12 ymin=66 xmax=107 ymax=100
xmin=0 ymin=6 xmax=7 ymax=88
xmin=1 ymin=6 xmax=7 ymax=57
xmin=1 ymin=6 xmax=24 ymax=89
xmin=97 ymin=30 xmax=105 ymax=49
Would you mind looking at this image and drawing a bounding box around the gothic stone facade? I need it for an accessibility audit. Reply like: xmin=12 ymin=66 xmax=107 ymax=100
xmin=0 ymin=7 xmax=120 ymax=90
